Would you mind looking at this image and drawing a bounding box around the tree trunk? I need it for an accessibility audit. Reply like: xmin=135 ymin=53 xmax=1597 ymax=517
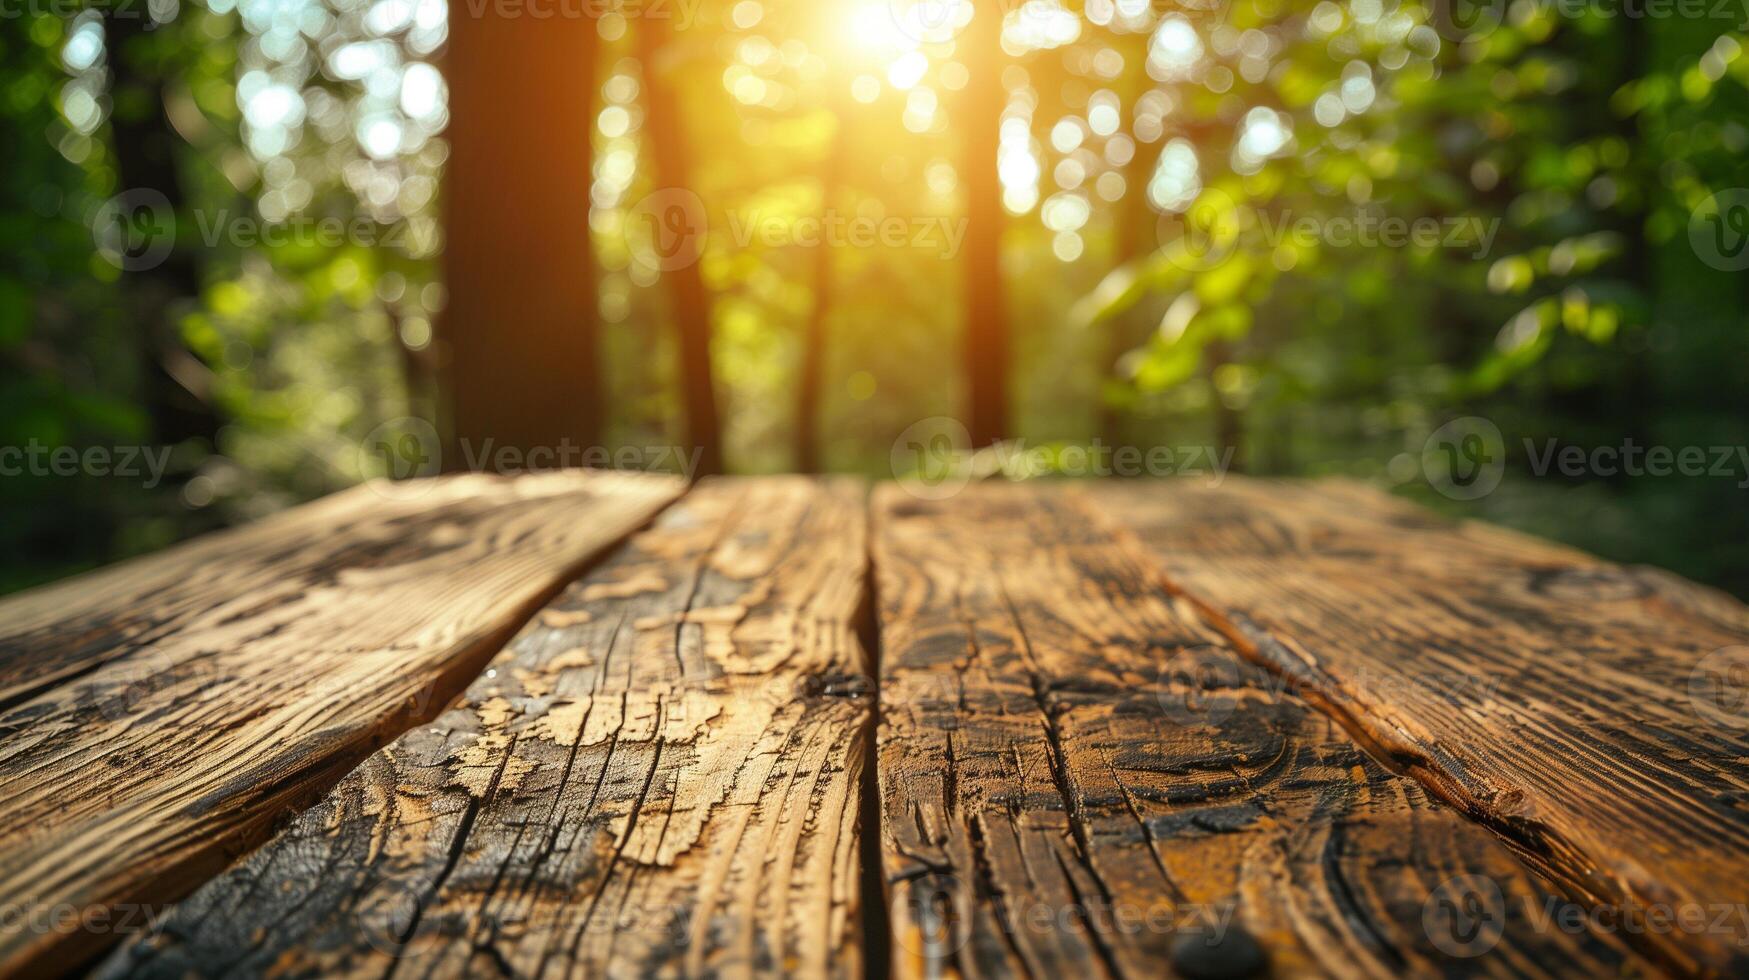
xmin=1206 ymin=339 xmax=1244 ymax=473
xmin=442 ymin=4 xmax=601 ymax=472
xmin=959 ymin=3 xmax=1008 ymax=447
xmin=635 ymin=19 xmax=724 ymax=478
xmin=103 ymin=13 xmax=217 ymax=452
xmin=1095 ymin=116 xmax=1158 ymax=454
xmin=795 ymin=100 xmax=847 ymax=473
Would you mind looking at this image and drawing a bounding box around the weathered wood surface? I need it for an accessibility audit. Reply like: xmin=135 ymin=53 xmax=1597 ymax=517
xmin=872 ymin=483 xmax=1650 ymax=979
xmin=1095 ymin=477 xmax=1749 ymax=976
xmin=0 ymin=470 xmax=683 ymax=977
xmin=99 ymin=477 xmax=872 ymax=979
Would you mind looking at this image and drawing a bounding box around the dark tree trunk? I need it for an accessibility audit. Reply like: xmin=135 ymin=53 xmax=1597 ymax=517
xmin=960 ymin=2 xmax=1008 ymax=447
xmin=795 ymin=99 xmax=847 ymax=473
xmin=1096 ymin=123 xmax=1158 ymax=453
xmin=103 ymin=13 xmax=216 ymax=452
xmin=635 ymin=19 xmax=724 ymax=478
xmin=1206 ymin=339 xmax=1244 ymax=473
xmin=442 ymin=3 xmax=601 ymax=472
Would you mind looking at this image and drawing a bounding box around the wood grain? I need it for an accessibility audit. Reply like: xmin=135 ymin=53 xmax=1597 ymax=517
xmin=97 ymin=477 xmax=872 ymax=979
xmin=873 ymin=482 xmax=1650 ymax=979
xmin=1094 ymin=477 xmax=1749 ymax=976
xmin=0 ymin=470 xmax=683 ymax=977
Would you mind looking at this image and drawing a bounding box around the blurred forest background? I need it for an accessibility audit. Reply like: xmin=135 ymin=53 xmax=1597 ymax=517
xmin=2 ymin=0 xmax=1747 ymax=596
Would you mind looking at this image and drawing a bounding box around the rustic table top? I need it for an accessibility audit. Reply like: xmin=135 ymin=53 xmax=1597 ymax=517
xmin=2 ymin=473 xmax=1745 ymax=979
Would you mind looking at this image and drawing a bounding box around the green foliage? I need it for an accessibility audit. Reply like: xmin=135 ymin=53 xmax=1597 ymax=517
xmin=2 ymin=0 xmax=1746 ymax=595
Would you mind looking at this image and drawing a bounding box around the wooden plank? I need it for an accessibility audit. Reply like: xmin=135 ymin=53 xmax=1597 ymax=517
xmin=873 ymin=482 xmax=1649 ymax=979
xmin=1 ymin=482 xmax=430 ymax=708
xmin=97 ymin=477 xmax=871 ymax=979
xmin=1094 ymin=477 xmax=1749 ymax=976
xmin=0 ymin=470 xmax=683 ymax=977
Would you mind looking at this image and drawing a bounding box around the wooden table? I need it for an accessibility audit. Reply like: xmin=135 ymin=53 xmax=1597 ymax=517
xmin=2 ymin=473 xmax=1745 ymax=978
